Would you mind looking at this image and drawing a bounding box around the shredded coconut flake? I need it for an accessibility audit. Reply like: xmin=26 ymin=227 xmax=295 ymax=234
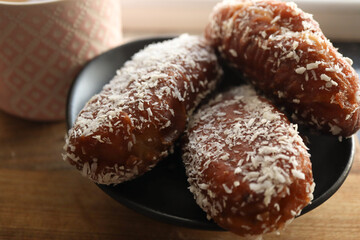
xmin=295 ymin=67 xmax=306 ymax=74
xmin=320 ymin=74 xmax=331 ymax=81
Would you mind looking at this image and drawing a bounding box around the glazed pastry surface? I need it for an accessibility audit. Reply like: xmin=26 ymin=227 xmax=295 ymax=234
xmin=183 ymin=85 xmax=314 ymax=237
xmin=205 ymin=0 xmax=360 ymax=136
xmin=64 ymin=34 xmax=223 ymax=185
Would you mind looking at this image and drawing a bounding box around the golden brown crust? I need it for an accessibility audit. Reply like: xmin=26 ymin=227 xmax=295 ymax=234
xmin=205 ymin=0 xmax=360 ymax=137
xmin=63 ymin=34 xmax=223 ymax=185
xmin=183 ymin=85 xmax=314 ymax=237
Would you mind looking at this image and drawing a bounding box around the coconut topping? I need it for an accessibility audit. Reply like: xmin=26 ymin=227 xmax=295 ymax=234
xmin=206 ymin=0 xmax=360 ymax=137
xmin=183 ymin=84 xmax=314 ymax=236
xmin=64 ymin=34 xmax=222 ymax=184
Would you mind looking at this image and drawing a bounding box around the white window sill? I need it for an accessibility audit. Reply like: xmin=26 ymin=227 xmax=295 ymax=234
xmin=121 ymin=0 xmax=360 ymax=41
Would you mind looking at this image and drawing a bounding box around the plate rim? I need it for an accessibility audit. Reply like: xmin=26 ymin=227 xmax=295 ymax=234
xmin=301 ymin=135 xmax=355 ymax=215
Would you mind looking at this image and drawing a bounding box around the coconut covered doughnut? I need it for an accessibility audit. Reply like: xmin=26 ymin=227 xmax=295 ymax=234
xmin=182 ymin=85 xmax=314 ymax=237
xmin=205 ymin=0 xmax=360 ymax=137
xmin=63 ymin=34 xmax=223 ymax=185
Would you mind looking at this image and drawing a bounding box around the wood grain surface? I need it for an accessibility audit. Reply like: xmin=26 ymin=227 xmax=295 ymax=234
xmin=0 ymin=109 xmax=359 ymax=240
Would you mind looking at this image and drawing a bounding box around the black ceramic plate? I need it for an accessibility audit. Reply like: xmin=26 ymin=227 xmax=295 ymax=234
xmin=66 ymin=36 xmax=355 ymax=230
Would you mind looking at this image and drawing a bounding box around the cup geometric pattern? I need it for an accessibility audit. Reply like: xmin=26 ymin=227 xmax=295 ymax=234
xmin=0 ymin=0 xmax=122 ymax=121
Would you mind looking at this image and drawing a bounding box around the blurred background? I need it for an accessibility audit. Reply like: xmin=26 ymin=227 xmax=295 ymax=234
xmin=121 ymin=0 xmax=360 ymax=41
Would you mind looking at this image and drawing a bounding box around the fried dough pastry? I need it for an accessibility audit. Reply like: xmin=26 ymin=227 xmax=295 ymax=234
xmin=183 ymin=85 xmax=314 ymax=237
xmin=205 ymin=0 xmax=360 ymax=137
xmin=63 ymin=34 xmax=223 ymax=185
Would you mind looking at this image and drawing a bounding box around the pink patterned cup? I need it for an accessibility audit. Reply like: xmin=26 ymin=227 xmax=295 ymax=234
xmin=0 ymin=0 xmax=122 ymax=121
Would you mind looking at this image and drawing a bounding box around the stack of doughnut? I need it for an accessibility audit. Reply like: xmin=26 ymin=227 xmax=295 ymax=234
xmin=63 ymin=34 xmax=223 ymax=185
xmin=205 ymin=0 xmax=360 ymax=137
xmin=63 ymin=0 xmax=360 ymax=238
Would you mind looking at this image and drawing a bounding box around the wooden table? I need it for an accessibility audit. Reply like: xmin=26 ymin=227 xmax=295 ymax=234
xmin=0 ymin=108 xmax=359 ymax=240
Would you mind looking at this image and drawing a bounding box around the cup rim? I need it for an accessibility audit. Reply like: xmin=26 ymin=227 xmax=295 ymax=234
xmin=0 ymin=0 xmax=72 ymax=6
